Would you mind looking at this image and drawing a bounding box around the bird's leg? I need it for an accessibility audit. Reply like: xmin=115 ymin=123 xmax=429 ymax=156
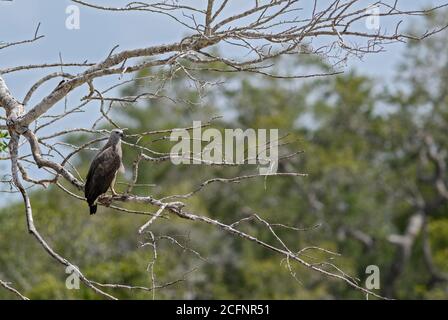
xmin=110 ymin=173 xmax=119 ymax=196
xmin=98 ymin=195 xmax=113 ymax=207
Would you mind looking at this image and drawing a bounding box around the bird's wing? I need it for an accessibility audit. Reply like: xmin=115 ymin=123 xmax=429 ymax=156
xmin=85 ymin=146 xmax=121 ymax=201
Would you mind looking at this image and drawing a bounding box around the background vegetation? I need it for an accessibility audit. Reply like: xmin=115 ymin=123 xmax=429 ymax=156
xmin=1 ymin=12 xmax=447 ymax=300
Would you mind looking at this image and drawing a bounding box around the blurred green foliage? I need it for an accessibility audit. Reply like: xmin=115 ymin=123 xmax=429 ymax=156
xmin=1 ymin=13 xmax=448 ymax=300
xmin=0 ymin=131 xmax=8 ymax=153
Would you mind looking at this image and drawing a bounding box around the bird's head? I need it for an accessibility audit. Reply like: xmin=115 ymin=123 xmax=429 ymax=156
xmin=109 ymin=129 xmax=125 ymax=144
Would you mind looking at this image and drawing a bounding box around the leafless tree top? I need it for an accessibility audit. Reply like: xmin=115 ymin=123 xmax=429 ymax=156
xmin=1 ymin=0 xmax=448 ymax=299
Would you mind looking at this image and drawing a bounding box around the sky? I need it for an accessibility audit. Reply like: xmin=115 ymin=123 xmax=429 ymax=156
xmin=0 ymin=0 xmax=444 ymax=97
xmin=0 ymin=0 xmax=446 ymax=200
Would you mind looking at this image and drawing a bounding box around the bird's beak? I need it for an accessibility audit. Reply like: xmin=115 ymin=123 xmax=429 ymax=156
xmin=120 ymin=132 xmax=125 ymax=138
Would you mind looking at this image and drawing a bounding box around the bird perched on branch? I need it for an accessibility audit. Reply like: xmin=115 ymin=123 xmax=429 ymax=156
xmin=85 ymin=129 xmax=125 ymax=214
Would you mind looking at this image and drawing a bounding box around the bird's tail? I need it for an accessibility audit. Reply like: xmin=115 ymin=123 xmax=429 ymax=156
xmin=89 ymin=204 xmax=97 ymax=215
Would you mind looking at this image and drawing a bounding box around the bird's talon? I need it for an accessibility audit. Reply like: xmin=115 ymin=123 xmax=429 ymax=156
xmin=98 ymin=195 xmax=113 ymax=207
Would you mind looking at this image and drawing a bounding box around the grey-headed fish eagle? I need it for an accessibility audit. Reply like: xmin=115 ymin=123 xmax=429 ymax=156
xmin=85 ymin=129 xmax=124 ymax=214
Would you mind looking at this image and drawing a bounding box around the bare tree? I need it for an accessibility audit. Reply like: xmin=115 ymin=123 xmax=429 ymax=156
xmin=1 ymin=0 xmax=448 ymax=299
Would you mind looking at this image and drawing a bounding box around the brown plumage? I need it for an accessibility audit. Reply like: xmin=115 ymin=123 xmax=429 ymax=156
xmin=85 ymin=129 xmax=124 ymax=214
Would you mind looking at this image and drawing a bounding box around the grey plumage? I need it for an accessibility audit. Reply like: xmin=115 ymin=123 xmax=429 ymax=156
xmin=85 ymin=129 xmax=124 ymax=214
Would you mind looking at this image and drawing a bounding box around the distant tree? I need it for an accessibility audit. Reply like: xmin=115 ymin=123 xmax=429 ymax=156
xmin=1 ymin=1 xmax=447 ymax=299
